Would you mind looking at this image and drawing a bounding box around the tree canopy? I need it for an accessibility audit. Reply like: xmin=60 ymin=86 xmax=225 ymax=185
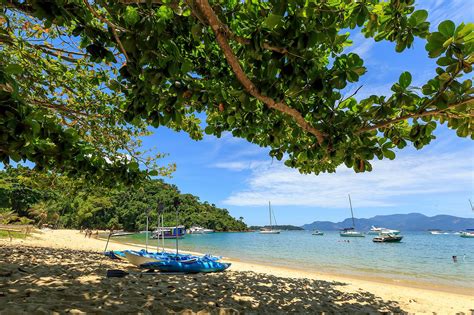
xmin=1 ymin=0 xmax=472 ymax=178
xmin=0 ymin=166 xmax=248 ymax=231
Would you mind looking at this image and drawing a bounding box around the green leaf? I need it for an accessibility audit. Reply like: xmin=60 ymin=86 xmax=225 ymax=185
xmin=5 ymin=64 xmax=23 ymax=75
xmin=399 ymin=72 xmax=412 ymax=89
xmin=410 ymin=10 xmax=428 ymax=24
xmin=438 ymin=20 xmax=455 ymax=37
xmin=226 ymin=116 xmax=235 ymax=126
xmin=148 ymin=170 xmax=158 ymax=176
xmin=263 ymin=14 xmax=283 ymax=29
xmin=383 ymin=149 xmax=396 ymax=160
xmin=124 ymin=6 xmax=140 ymax=26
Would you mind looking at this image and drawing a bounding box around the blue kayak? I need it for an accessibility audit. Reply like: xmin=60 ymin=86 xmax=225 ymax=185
xmin=105 ymin=250 xmax=221 ymax=263
xmin=141 ymin=259 xmax=231 ymax=273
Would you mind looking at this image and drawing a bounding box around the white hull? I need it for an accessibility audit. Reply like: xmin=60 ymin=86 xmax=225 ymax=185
xmin=124 ymin=251 xmax=162 ymax=267
xmin=259 ymin=230 xmax=281 ymax=234
xmin=369 ymin=226 xmax=400 ymax=235
xmin=187 ymin=227 xmax=215 ymax=234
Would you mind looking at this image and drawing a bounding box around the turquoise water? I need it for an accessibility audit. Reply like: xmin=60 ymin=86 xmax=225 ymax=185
xmin=112 ymin=231 xmax=474 ymax=288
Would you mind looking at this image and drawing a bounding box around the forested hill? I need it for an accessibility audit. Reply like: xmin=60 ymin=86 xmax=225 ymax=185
xmin=0 ymin=168 xmax=247 ymax=232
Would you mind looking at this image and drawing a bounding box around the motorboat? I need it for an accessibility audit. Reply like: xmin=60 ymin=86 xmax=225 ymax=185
xmin=429 ymin=229 xmax=449 ymax=235
xmin=373 ymin=234 xmax=403 ymax=243
xmin=460 ymin=229 xmax=474 ymax=238
xmin=312 ymin=230 xmax=324 ymax=236
xmin=152 ymin=225 xmax=186 ymax=239
xmin=187 ymin=226 xmax=214 ymax=234
xmin=368 ymin=226 xmax=400 ymax=235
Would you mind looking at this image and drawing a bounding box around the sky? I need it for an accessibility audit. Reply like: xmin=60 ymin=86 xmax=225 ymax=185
xmin=137 ymin=0 xmax=474 ymax=226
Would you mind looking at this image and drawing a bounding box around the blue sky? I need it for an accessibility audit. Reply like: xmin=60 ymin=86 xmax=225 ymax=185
xmin=138 ymin=0 xmax=474 ymax=226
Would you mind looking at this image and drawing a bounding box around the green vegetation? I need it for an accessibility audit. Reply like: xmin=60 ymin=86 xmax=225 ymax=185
xmin=0 ymin=1 xmax=471 ymax=181
xmin=0 ymin=167 xmax=247 ymax=232
xmin=0 ymin=230 xmax=27 ymax=239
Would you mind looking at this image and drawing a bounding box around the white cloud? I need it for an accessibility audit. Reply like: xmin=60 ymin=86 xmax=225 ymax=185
xmin=346 ymin=33 xmax=375 ymax=59
xmin=213 ymin=160 xmax=267 ymax=171
xmin=222 ymin=149 xmax=474 ymax=208
xmin=416 ymin=0 xmax=473 ymax=28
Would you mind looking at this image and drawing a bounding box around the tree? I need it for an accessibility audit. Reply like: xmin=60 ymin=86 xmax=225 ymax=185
xmin=1 ymin=0 xmax=472 ymax=176
xmin=0 ymin=169 xmax=248 ymax=231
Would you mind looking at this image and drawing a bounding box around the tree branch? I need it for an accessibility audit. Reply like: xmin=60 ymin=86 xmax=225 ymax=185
xmin=193 ymin=0 xmax=326 ymax=144
xmin=338 ymin=85 xmax=363 ymax=105
xmin=30 ymin=99 xmax=108 ymax=118
xmin=357 ymin=97 xmax=474 ymax=133
xmin=82 ymin=0 xmax=129 ymax=62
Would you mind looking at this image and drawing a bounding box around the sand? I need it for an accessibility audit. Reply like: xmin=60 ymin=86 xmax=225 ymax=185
xmin=1 ymin=229 xmax=473 ymax=314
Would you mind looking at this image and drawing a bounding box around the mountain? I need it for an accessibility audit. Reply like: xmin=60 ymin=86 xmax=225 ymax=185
xmin=301 ymin=213 xmax=474 ymax=231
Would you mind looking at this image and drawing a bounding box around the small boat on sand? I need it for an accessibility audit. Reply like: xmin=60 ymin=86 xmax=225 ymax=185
xmin=373 ymin=234 xmax=403 ymax=243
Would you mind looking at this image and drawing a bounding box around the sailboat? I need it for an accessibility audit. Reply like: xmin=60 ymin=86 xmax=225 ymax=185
xmin=340 ymin=194 xmax=365 ymax=237
xmin=260 ymin=201 xmax=281 ymax=234
xmin=460 ymin=200 xmax=474 ymax=238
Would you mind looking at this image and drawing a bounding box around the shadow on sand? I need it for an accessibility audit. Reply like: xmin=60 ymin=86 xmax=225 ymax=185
xmin=0 ymin=245 xmax=404 ymax=314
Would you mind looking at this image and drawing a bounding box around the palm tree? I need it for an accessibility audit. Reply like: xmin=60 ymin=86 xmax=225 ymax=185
xmin=0 ymin=208 xmax=18 ymax=224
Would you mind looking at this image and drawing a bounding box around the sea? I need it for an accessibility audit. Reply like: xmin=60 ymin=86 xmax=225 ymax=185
xmin=111 ymin=231 xmax=474 ymax=289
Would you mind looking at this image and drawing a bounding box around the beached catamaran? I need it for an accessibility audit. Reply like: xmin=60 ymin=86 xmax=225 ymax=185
xmin=340 ymin=195 xmax=365 ymax=237
xmin=260 ymin=201 xmax=281 ymax=234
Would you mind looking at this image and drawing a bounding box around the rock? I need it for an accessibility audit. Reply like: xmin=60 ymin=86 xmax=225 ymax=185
xmin=218 ymin=308 xmax=239 ymax=315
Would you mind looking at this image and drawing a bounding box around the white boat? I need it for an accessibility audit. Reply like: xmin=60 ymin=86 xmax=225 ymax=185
xmin=368 ymin=226 xmax=400 ymax=235
xmin=429 ymin=230 xmax=449 ymax=235
xmin=340 ymin=195 xmax=365 ymax=237
xmin=123 ymin=251 xmax=163 ymax=267
xmin=260 ymin=201 xmax=281 ymax=234
xmin=460 ymin=229 xmax=474 ymax=238
xmin=187 ymin=226 xmax=214 ymax=234
xmin=260 ymin=229 xmax=281 ymax=234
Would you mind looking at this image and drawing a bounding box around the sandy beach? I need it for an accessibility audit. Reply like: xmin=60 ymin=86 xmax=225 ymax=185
xmin=1 ymin=229 xmax=473 ymax=314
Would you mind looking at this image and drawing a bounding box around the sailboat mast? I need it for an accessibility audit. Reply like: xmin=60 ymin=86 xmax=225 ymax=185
xmin=145 ymin=214 xmax=149 ymax=252
xmin=269 ymin=201 xmax=273 ymax=229
xmin=348 ymin=194 xmax=355 ymax=228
